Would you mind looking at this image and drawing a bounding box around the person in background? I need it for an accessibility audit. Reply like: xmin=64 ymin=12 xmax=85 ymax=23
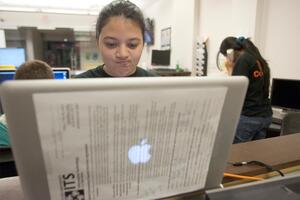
xmin=75 ymin=0 xmax=156 ymax=78
xmin=219 ymin=36 xmax=272 ymax=143
xmin=0 ymin=60 xmax=54 ymax=147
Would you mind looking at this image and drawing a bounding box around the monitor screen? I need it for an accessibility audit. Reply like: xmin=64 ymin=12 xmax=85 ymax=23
xmin=0 ymin=48 xmax=26 ymax=68
xmin=52 ymin=68 xmax=70 ymax=80
xmin=144 ymin=18 xmax=154 ymax=45
xmin=0 ymin=70 xmax=15 ymax=83
xmin=151 ymin=50 xmax=171 ymax=66
xmin=271 ymin=78 xmax=300 ymax=110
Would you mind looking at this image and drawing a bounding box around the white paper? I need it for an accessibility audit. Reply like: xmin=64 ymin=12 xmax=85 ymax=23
xmin=33 ymin=87 xmax=227 ymax=200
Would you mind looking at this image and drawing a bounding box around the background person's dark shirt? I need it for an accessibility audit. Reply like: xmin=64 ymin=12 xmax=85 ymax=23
xmin=232 ymin=52 xmax=272 ymax=117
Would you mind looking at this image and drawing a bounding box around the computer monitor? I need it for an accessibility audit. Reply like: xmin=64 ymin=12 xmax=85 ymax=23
xmin=0 ymin=48 xmax=26 ymax=68
xmin=271 ymin=78 xmax=300 ymax=111
xmin=0 ymin=68 xmax=70 ymax=84
xmin=151 ymin=50 xmax=171 ymax=66
xmin=52 ymin=68 xmax=70 ymax=80
xmin=0 ymin=69 xmax=16 ymax=84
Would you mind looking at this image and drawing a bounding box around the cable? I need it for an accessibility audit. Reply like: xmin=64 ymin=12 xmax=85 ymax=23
xmin=223 ymin=173 xmax=264 ymax=181
xmin=228 ymin=160 xmax=285 ymax=177
xmin=216 ymin=51 xmax=222 ymax=71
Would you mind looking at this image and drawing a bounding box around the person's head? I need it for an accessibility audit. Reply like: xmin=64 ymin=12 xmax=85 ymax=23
xmin=14 ymin=60 xmax=54 ymax=80
xmin=95 ymin=0 xmax=145 ymax=77
xmin=219 ymin=36 xmax=270 ymax=96
xmin=219 ymin=36 xmax=264 ymax=62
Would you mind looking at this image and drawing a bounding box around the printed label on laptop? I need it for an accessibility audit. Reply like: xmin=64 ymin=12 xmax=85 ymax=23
xmin=33 ymin=87 xmax=227 ymax=200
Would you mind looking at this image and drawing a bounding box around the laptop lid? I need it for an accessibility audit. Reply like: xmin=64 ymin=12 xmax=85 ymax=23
xmin=0 ymin=77 xmax=248 ymax=200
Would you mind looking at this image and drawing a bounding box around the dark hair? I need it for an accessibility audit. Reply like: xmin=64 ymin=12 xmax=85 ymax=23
xmin=96 ymin=0 xmax=145 ymax=42
xmin=219 ymin=36 xmax=270 ymax=96
xmin=15 ymin=60 xmax=54 ymax=80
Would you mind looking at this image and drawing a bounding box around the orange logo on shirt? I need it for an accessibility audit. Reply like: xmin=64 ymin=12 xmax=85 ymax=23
xmin=253 ymin=70 xmax=264 ymax=78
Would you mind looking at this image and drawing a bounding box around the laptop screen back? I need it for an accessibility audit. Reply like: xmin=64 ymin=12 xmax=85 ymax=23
xmin=0 ymin=77 xmax=248 ymax=200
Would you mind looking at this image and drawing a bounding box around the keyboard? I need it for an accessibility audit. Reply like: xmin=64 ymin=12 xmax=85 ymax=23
xmin=272 ymin=108 xmax=287 ymax=120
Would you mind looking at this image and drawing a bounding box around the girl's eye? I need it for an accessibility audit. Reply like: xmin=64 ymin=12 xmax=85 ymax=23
xmin=104 ymin=42 xmax=118 ymax=48
xmin=127 ymin=42 xmax=139 ymax=49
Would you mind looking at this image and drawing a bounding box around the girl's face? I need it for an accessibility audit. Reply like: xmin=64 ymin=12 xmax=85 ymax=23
xmin=98 ymin=16 xmax=144 ymax=77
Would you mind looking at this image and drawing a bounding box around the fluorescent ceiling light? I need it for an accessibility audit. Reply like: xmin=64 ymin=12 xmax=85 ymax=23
xmin=0 ymin=0 xmax=105 ymax=9
xmin=0 ymin=6 xmax=38 ymax=12
xmin=0 ymin=0 xmax=146 ymax=9
xmin=0 ymin=6 xmax=98 ymax=15
xmin=40 ymin=8 xmax=88 ymax=15
xmin=0 ymin=0 xmax=152 ymax=14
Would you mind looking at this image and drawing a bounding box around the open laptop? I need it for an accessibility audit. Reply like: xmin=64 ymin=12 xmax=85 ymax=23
xmin=51 ymin=68 xmax=71 ymax=80
xmin=0 ymin=76 xmax=248 ymax=200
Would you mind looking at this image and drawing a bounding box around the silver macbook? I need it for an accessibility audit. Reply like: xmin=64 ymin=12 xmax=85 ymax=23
xmin=0 ymin=76 xmax=248 ymax=200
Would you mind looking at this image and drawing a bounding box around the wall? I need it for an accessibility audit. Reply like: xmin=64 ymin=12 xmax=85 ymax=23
xmin=197 ymin=0 xmax=258 ymax=75
xmin=4 ymin=30 xmax=25 ymax=49
xmin=139 ymin=0 xmax=174 ymax=69
xmin=197 ymin=0 xmax=300 ymax=79
xmin=0 ymin=29 xmax=6 ymax=47
xmin=79 ymin=41 xmax=102 ymax=70
xmin=24 ymin=29 xmax=34 ymax=60
xmin=139 ymin=0 xmax=195 ymax=71
xmin=32 ymin=28 xmax=44 ymax=60
xmin=255 ymin=0 xmax=300 ymax=79
xmin=171 ymin=0 xmax=195 ymax=70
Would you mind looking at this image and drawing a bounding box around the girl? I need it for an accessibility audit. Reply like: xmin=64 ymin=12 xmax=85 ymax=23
xmin=219 ymin=36 xmax=273 ymax=143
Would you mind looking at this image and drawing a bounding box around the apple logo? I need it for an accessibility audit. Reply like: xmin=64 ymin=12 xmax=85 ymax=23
xmin=128 ymin=139 xmax=151 ymax=164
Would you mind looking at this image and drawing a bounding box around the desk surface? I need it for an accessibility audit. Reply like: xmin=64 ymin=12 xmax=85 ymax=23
xmin=169 ymin=134 xmax=300 ymax=199
xmin=225 ymin=133 xmax=300 ymax=177
xmin=150 ymin=69 xmax=191 ymax=76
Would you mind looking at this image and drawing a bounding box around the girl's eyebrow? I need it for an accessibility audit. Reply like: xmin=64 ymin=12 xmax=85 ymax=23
xmin=103 ymin=36 xmax=142 ymax=41
xmin=129 ymin=38 xmax=142 ymax=42
xmin=103 ymin=36 xmax=117 ymax=40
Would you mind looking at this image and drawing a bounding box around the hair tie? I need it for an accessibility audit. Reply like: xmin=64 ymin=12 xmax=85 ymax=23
xmin=236 ymin=36 xmax=245 ymax=46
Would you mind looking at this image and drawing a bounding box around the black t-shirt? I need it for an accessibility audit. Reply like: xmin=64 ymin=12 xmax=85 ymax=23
xmin=232 ymin=52 xmax=272 ymax=117
xmin=75 ymin=65 xmax=157 ymax=78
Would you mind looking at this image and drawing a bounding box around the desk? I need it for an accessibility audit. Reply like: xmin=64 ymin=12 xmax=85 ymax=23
xmin=169 ymin=134 xmax=300 ymax=199
xmin=150 ymin=69 xmax=191 ymax=76
xmin=225 ymin=133 xmax=300 ymax=182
